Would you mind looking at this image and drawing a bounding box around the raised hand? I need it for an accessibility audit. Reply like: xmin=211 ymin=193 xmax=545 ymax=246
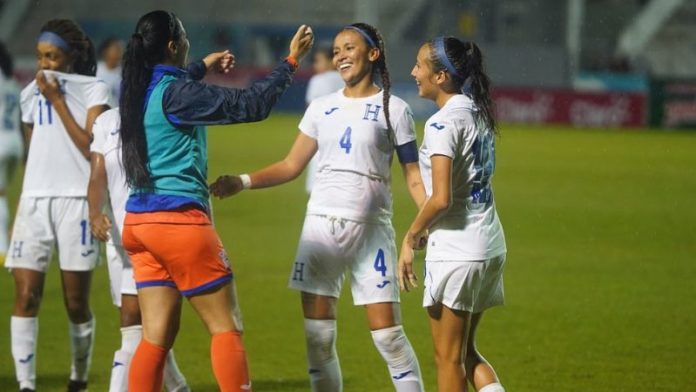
xmin=36 ymin=71 xmax=63 ymax=103
xmin=288 ymin=24 xmax=314 ymax=61
xmin=209 ymin=175 xmax=244 ymax=199
xmin=203 ymin=50 xmax=235 ymax=74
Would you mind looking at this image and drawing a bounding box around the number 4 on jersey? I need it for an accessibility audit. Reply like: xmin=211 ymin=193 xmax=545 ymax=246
xmin=339 ymin=126 xmax=352 ymax=154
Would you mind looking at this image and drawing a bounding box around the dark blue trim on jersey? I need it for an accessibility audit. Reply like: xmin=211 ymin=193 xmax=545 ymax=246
xmin=126 ymin=193 xmax=207 ymax=213
xmin=180 ymin=274 xmax=233 ymax=297
xmin=135 ymin=280 xmax=178 ymax=290
xmin=162 ymin=60 xmax=296 ymax=127
xmin=395 ymin=140 xmax=419 ymax=164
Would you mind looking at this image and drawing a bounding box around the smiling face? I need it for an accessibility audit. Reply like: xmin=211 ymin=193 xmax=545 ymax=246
xmin=36 ymin=41 xmax=71 ymax=72
xmin=411 ymin=43 xmax=442 ymax=100
xmin=332 ymin=29 xmax=379 ymax=87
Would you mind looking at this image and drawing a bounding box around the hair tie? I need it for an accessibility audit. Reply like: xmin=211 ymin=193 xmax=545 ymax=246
xmin=344 ymin=26 xmax=377 ymax=48
xmin=38 ymin=31 xmax=71 ymax=53
xmin=433 ymin=36 xmax=462 ymax=79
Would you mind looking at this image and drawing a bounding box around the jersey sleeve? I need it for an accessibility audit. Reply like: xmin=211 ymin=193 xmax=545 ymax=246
xmin=162 ymin=59 xmax=296 ymax=127
xmin=425 ymin=119 xmax=460 ymax=159
xmin=87 ymin=80 xmax=111 ymax=109
xmin=90 ymin=113 xmax=109 ymax=155
xmin=19 ymin=82 xmax=37 ymax=124
xmin=392 ymin=103 xmax=416 ymax=147
xmin=298 ymin=101 xmax=319 ymax=139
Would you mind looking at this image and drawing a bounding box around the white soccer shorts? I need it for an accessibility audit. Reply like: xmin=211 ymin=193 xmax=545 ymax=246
xmin=5 ymin=197 xmax=100 ymax=272
xmin=105 ymin=240 xmax=137 ymax=307
xmin=288 ymin=214 xmax=400 ymax=305
xmin=423 ymin=254 xmax=506 ymax=313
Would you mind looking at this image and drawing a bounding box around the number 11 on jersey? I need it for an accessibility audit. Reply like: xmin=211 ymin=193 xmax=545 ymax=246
xmin=339 ymin=126 xmax=352 ymax=154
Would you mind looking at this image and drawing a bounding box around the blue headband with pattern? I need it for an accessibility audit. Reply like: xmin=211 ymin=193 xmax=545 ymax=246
xmin=433 ymin=36 xmax=462 ymax=79
xmin=344 ymin=26 xmax=377 ymax=48
xmin=38 ymin=31 xmax=71 ymax=52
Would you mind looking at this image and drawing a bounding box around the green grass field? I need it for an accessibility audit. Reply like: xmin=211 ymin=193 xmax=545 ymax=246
xmin=1 ymin=114 xmax=695 ymax=391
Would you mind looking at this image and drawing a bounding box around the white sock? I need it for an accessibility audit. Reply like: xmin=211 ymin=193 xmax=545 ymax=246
xmin=163 ymin=349 xmax=190 ymax=392
xmin=109 ymin=349 xmax=131 ymax=392
xmin=304 ymin=319 xmax=342 ymax=392
xmin=371 ymin=325 xmax=424 ymax=392
xmin=120 ymin=325 xmax=142 ymax=353
xmin=69 ymin=318 xmax=95 ymax=382
xmin=11 ymin=316 xmax=38 ymax=390
xmin=0 ymin=195 xmax=8 ymax=255
xmin=479 ymin=382 xmax=505 ymax=392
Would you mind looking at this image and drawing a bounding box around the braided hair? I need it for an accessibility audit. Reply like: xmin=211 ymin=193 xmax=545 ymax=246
xmin=40 ymin=19 xmax=96 ymax=76
xmin=428 ymin=37 xmax=496 ymax=134
xmin=343 ymin=23 xmax=394 ymax=142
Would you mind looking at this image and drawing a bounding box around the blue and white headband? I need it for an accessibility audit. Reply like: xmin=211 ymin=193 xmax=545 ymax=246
xmin=38 ymin=31 xmax=71 ymax=52
xmin=344 ymin=26 xmax=377 ymax=48
xmin=433 ymin=36 xmax=461 ymax=79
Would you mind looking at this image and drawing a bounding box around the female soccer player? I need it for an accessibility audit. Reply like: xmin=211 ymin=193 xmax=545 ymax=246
xmin=5 ymin=20 xmax=110 ymax=392
xmin=89 ymin=108 xmax=192 ymax=391
xmin=118 ymin=10 xmax=313 ymax=392
xmin=0 ymin=41 xmax=23 ymax=266
xmin=210 ymin=23 xmax=426 ymax=392
xmin=398 ymin=37 xmax=507 ymax=392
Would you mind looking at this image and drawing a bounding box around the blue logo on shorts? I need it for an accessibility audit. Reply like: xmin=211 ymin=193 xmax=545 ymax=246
xmin=376 ymin=280 xmax=390 ymax=289
xmin=81 ymin=249 xmax=95 ymax=257
xmin=429 ymin=122 xmax=445 ymax=130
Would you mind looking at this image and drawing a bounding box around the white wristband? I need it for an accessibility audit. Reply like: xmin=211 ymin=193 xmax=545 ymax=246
xmin=240 ymin=174 xmax=252 ymax=190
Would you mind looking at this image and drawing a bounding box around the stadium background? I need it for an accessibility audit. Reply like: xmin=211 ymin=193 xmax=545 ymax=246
xmin=0 ymin=0 xmax=695 ymax=390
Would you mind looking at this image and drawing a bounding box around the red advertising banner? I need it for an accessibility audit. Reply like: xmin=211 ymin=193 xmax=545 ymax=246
xmin=492 ymin=88 xmax=647 ymax=127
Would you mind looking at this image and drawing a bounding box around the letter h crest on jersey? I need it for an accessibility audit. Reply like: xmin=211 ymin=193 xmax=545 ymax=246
xmin=363 ymin=104 xmax=381 ymax=122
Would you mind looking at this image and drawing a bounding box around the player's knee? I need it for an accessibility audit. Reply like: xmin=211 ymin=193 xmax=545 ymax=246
xmin=64 ymin=295 xmax=90 ymax=321
xmin=304 ymin=319 xmax=337 ymax=364
xmin=15 ymin=287 xmax=42 ymax=315
xmin=433 ymin=345 xmax=463 ymax=368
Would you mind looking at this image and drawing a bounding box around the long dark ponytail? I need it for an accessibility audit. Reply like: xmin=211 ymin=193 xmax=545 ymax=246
xmin=40 ymin=19 xmax=96 ymax=76
xmin=120 ymin=10 xmax=182 ymax=189
xmin=429 ymin=37 xmax=496 ymax=134
xmin=344 ymin=23 xmax=394 ymax=143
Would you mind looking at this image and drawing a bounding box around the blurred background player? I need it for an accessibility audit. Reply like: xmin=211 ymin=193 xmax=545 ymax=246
xmin=210 ymin=23 xmax=426 ymax=392
xmin=399 ymin=37 xmax=507 ymax=392
xmin=0 ymin=42 xmax=23 ymax=266
xmin=89 ymin=106 xmax=192 ymax=391
xmin=5 ymin=20 xmax=110 ymax=392
xmin=304 ymin=45 xmax=343 ymax=193
xmin=118 ymin=10 xmax=313 ymax=391
xmin=96 ymin=37 xmax=124 ymax=105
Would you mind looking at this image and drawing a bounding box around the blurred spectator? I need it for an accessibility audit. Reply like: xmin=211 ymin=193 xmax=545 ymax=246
xmin=96 ymin=37 xmax=124 ymax=105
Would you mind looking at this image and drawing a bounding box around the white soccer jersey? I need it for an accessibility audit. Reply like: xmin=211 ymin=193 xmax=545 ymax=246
xmin=299 ymin=89 xmax=416 ymax=222
xmin=90 ymin=108 xmax=127 ymax=237
xmin=20 ymin=71 xmax=110 ymax=197
xmin=419 ymin=94 xmax=506 ymax=261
